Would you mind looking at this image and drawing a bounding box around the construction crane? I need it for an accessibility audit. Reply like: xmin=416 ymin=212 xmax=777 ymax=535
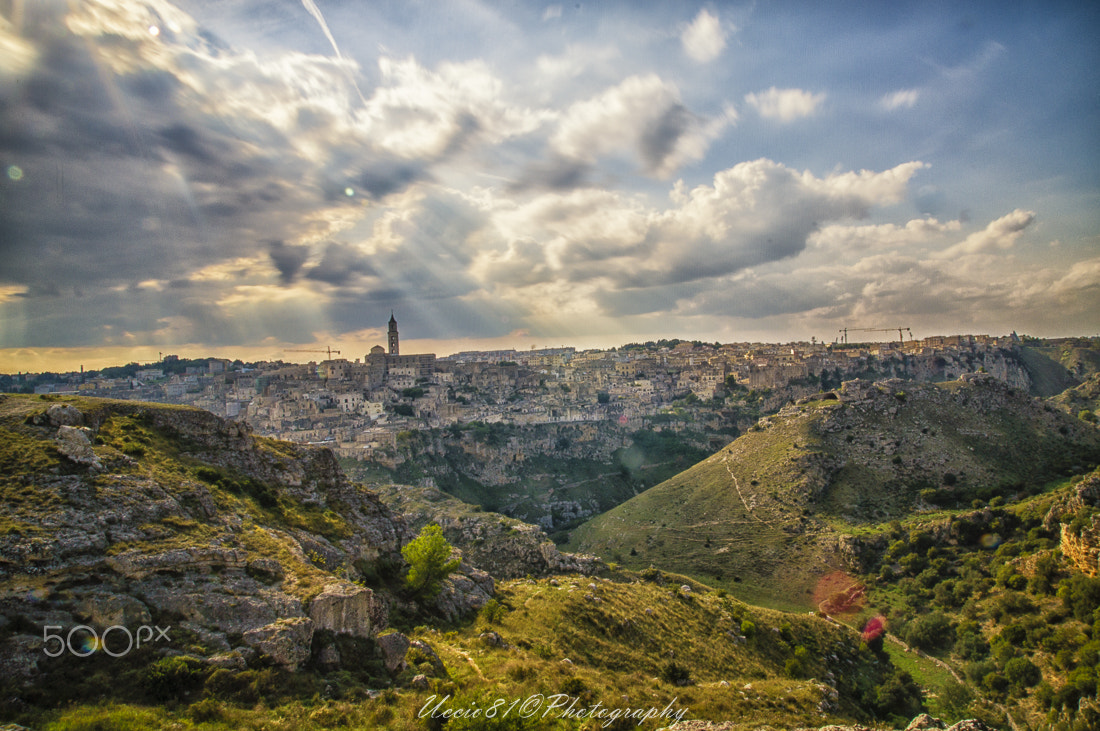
xmin=286 ymin=347 xmax=342 ymax=360
xmin=837 ymin=327 xmax=913 ymax=345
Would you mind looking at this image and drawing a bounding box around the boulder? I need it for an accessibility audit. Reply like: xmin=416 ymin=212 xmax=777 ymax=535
xmin=47 ymin=403 xmax=85 ymax=427
xmin=906 ymin=715 xmax=946 ymax=731
xmin=242 ymin=617 xmax=314 ymax=670
xmin=376 ymin=631 xmax=410 ymax=674
xmin=55 ymin=426 xmax=101 ymax=469
xmin=308 ymin=583 xmax=385 ymax=638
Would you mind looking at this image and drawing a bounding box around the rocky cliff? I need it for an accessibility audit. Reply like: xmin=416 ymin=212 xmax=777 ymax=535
xmin=0 ymin=395 xmax=492 ymax=685
xmin=372 ymin=482 xmax=601 ymax=579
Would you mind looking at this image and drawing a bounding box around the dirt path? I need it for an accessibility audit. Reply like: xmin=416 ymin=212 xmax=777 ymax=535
xmin=721 ymin=453 xmax=778 ymax=527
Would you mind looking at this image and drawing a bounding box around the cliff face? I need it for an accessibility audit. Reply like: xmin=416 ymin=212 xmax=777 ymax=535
xmin=372 ymin=483 xmax=601 ymax=579
xmin=0 ymin=395 xmax=491 ymax=682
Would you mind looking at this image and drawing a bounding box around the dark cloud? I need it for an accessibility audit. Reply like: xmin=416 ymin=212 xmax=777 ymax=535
xmin=268 ymin=241 xmax=309 ymax=284
xmin=509 ymin=154 xmax=593 ymax=192
xmin=305 ymin=243 xmax=376 ymax=286
xmin=639 ymin=104 xmax=691 ymax=174
xmin=159 ymin=123 xmax=217 ymax=164
xmin=350 ymin=159 xmax=432 ymax=200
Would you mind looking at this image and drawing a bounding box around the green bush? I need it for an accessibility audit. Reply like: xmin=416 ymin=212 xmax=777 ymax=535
xmin=402 ymin=524 xmax=461 ymax=599
xmin=142 ymin=655 xmax=207 ymax=701
xmin=903 ymin=611 xmax=953 ymax=652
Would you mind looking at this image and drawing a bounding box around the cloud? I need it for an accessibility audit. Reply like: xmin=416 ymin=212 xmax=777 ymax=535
xmin=935 ymin=209 xmax=1036 ymax=258
xmin=681 ymin=9 xmax=728 ymax=63
xmin=809 ymin=217 xmax=963 ymax=253
xmin=881 ymin=89 xmax=919 ymax=111
xmin=745 ymin=87 xmax=825 ymax=122
xmin=473 ymin=158 xmax=927 ymax=313
xmin=357 ymin=56 xmax=547 ymax=160
xmin=551 ymin=74 xmax=731 ymax=177
xmin=268 ymin=241 xmax=309 ymax=284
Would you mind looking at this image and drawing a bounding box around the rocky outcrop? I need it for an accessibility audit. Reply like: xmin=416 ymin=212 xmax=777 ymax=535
xmin=242 ymin=617 xmax=314 ymax=670
xmin=54 ymin=425 xmax=101 ymax=470
xmin=0 ymin=396 xmax=418 ymax=677
xmin=432 ymin=561 xmax=495 ymax=622
xmin=308 ymin=583 xmax=386 ymax=637
xmin=373 ymin=483 xmax=602 ymax=580
xmin=376 ymin=631 xmax=411 ymax=674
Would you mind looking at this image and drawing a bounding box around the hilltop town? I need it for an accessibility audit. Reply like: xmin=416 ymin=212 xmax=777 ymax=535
xmin=4 ymin=317 xmax=1071 ymax=467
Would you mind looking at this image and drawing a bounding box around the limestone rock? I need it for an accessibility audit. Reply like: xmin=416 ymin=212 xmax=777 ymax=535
xmin=376 ymin=631 xmax=410 ymax=674
xmin=246 ymin=557 xmax=285 ymax=582
xmin=308 ymin=582 xmax=385 ymax=638
xmin=906 ymin=714 xmax=946 ymax=731
xmin=1061 ymin=517 xmax=1100 ymax=576
xmin=77 ymin=593 xmax=152 ymax=628
xmin=242 ymin=617 xmax=314 ymax=670
xmin=55 ymin=426 xmax=101 ymax=469
xmin=47 ymin=403 xmax=85 ymax=427
xmin=433 ymin=564 xmax=494 ymax=622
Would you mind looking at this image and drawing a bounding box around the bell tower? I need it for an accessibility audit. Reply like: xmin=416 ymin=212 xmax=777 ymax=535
xmin=388 ymin=312 xmax=399 ymax=355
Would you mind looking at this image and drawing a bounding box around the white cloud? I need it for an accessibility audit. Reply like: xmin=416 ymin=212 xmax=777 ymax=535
xmin=551 ymin=74 xmax=731 ymax=177
xmin=470 ymin=158 xmax=927 ymax=309
xmin=935 ymin=209 xmax=1036 ymax=258
xmin=681 ymin=9 xmax=728 ymax=63
xmin=357 ymin=56 xmax=548 ymax=159
xmin=810 ymin=217 xmax=963 ymax=253
xmin=542 ymin=5 xmax=562 ymax=21
xmin=880 ymin=89 xmax=920 ymax=111
xmin=745 ymin=87 xmax=825 ymax=122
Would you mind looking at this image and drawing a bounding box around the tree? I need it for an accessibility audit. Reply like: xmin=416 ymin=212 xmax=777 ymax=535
xmin=402 ymin=524 xmax=461 ymax=599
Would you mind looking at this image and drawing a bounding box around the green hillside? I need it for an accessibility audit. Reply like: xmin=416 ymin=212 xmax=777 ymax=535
xmin=0 ymin=394 xmax=945 ymax=730
xmin=568 ymin=377 xmax=1100 ymax=608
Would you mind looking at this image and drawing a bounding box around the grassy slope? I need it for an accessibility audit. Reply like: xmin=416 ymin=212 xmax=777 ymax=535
xmin=568 ymin=379 xmax=1100 ymax=608
xmin=33 ymin=571 xmax=906 ymax=731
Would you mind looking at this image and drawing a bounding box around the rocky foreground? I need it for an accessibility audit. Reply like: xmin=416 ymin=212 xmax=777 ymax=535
xmin=0 ymin=396 xmax=498 ymax=680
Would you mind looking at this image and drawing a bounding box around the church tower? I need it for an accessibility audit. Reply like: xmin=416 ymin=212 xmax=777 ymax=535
xmin=388 ymin=312 xmax=399 ymax=355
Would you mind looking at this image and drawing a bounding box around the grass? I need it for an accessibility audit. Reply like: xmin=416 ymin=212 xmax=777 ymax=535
xmin=10 ymin=570 xmax=906 ymax=731
xmin=569 ymin=378 xmax=1100 ymax=610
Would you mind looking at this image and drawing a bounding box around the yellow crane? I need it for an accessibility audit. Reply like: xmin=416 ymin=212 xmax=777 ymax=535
xmin=837 ymin=327 xmax=913 ymax=345
xmin=285 ymin=347 xmax=342 ymax=360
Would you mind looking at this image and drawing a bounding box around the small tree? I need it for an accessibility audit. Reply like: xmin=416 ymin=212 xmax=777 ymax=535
xmin=402 ymin=524 xmax=461 ymax=599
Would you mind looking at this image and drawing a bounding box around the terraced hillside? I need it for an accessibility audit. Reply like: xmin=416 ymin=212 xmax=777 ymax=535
xmin=569 ymin=375 xmax=1100 ymax=608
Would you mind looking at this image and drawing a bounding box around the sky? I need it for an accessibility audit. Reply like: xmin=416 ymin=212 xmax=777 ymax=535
xmin=1 ymin=0 xmax=1098 ymax=372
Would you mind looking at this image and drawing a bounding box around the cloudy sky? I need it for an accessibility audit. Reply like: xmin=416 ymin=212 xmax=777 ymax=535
xmin=1 ymin=0 xmax=1098 ymax=371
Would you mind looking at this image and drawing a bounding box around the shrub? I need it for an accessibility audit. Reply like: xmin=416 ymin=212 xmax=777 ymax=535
xmin=402 ymin=524 xmax=461 ymax=599
xmin=660 ymin=661 xmax=692 ymax=686
xmin=903 ymin=611 xmax=953 ymax=652
xmin=1003 ymin=656 xmax=1041 ymax=691
xmin=143 ymin=655 xmax=207 ymax=701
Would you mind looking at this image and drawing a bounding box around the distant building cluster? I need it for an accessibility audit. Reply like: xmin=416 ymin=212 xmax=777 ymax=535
xmin=5 ymin=318 xmax=1035 ymax=461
